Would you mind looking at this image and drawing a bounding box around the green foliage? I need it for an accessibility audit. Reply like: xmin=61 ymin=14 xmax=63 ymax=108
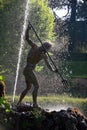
xmin=35 ymin=65 xmax=44 ymax=72
xmin=29 ymin=0 xmax=55 ymax=41
xmin=0 ymin=0 xmax=13 ymax=9
xmin=0 ymin=0 xmax=24 ymax=75
xmin=68 ymin=53 xmax=87 ymax=61
xmin=68 ymin=61 xmax=87 ymax=77
xmin=69 ymin=84 xmax=87 ymax=98
xmin=0 ymin=0 xmax=28 ymax=95
xmin=0 ymin=75 xmax=4 ymax=80
xmin=0 ymin=97 xmax=11 ymax=112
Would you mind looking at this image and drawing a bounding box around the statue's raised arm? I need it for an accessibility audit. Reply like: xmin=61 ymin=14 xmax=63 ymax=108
xmin=25 ymin=25 xmax=37 ymax=48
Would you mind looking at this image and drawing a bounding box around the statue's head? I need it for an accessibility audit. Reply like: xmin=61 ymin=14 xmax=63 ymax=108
xmin=39 ymin=42 xmax=52 ymax=52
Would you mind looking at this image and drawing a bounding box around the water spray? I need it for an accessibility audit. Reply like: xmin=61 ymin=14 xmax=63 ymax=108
xmin=13 ymin=0 xmax=29 ymax=102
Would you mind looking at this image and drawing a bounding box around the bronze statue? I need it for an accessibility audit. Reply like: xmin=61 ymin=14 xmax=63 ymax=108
xmin=17 ymin=24 xmax=56 ymax=107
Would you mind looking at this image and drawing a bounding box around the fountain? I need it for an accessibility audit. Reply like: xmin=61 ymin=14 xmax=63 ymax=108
xmin=13 ymin=0 xmax=29 ymax=102
xmin=0 ymin=0 xmax=87 ymax=130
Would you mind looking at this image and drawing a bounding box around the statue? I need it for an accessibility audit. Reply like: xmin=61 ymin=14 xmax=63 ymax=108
xmin=17 ymin=24 xmax=57 ymax=107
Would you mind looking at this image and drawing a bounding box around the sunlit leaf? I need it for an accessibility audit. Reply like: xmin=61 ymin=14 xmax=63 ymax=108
xmin=35 ymin=65 xmax=44 ymax=72
xmin=0 ymin=75 xmax=4 ymax=80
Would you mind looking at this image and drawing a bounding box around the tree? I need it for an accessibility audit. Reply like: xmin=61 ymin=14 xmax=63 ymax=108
xmin=77 ymin=0 xmax=87 ymax=20
xmin=29 ymin=0 xmax=55 ymax=42
xmin=48 ymin=0 xmax=87 ymax=53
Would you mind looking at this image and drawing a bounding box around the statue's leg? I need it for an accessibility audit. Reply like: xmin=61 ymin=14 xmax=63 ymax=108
xmin=32 ymin=84 xmax=39 ymax=107
xmin=31 ymin=72 xmax=39 ymax=107
xmin=17 ymin=79 xmax=32 ymax=105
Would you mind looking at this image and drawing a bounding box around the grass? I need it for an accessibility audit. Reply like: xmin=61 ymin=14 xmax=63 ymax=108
xmin=6 ymin=95 xmax=87 ymax=116
xmin=6 ymin=94 xmax=85 ymax=102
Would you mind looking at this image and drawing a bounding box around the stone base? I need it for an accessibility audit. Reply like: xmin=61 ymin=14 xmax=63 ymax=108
xmin=8 ymin=103 xmax=87 ymax=130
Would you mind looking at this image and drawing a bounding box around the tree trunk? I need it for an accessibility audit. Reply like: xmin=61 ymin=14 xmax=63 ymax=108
xmin=68 ymin=0 xmax=77 ymax=53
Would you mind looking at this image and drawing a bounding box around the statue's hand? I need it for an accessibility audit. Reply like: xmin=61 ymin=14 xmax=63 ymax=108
xmin=28 ymin=23 xmax=32 ymax=30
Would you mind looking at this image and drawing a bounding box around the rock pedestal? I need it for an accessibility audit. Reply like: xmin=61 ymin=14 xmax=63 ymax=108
xmin=0 ymin=104 xmax=87 ymax=130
